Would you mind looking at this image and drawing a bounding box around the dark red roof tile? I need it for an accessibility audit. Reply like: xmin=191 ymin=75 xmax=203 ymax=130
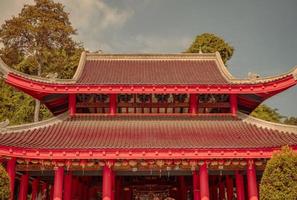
xmin=77 ymin=60 xmax=229 ymax=84
xmin=0 ymin=115 xmax=296 ymax=150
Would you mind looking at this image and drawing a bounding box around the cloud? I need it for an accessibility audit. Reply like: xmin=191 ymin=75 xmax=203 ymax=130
xmin=58 ymin=0 xmax=134 ymax=50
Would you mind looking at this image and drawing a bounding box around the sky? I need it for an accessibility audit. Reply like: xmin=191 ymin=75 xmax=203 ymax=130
xmin=0 ymin=0 xmax=296 ymax=116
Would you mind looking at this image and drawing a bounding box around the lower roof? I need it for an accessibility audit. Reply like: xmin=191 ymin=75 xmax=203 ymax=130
xmin=0 ymin=113 xmax=296 ymax=151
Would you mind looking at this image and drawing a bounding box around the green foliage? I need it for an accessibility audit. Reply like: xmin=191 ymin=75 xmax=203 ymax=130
xmin=0 ymin=164 xmax=10 ymax=199
xmin=0 ymin=80 xmax=52 ymax=125
xmin=187 ymin=33 xmax=234 ymax=64
xmin=0 ymin=0 xmax=83 ymax=125
xmin=251 ymin=104 xmax=284 ymax=123
xmin=284 ymin=117 xmax=297 ymax=125
xmin=260 ymin=146 xmax=297 ymax=200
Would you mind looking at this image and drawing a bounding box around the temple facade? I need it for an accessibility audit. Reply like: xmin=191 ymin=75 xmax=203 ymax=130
xmin=0 ymin=52 xmax=297 ymax=200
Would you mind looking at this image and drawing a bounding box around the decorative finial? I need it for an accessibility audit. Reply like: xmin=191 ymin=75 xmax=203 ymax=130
xmin=199 ymin=46 xmax=203 ymax=54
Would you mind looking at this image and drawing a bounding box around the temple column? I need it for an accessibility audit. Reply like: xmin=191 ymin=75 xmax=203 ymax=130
xmin=199 ymin=163 xmax=209 ymax=200
xmin=19 ymin=173 xmax=29 ymax=200
xmin=123 ymin=188 xmax=132 ymax=200
xmin=193 ymin=171 xmax=200 ymax=200
xmin=64 ymin=173 xmax=72 ymax=200
xmin=230 ymin=94 xmax=238 ymax=116
xmin=53 ymin=167 xmax=64 ymax=200
xmin=226 ymin=175 xmax=234 ymax=200
xmin=69 ymin=94 xmax=76 ymax=116
xmin=235 ymin=171 xmax=245 ymax=200
xmin=247 ymin=160 xmax=258 ymax=200
xmin=189 ymin=94 xmax=198 ymax=114
xmin=115 ymin=177 xmax=122 ymax=200
xmin=103 ymin=165 xmax=113 ymax=200
xmin=41 ymin=182 xmax=48 ymax=200
xmin=111 ymin=171 xmax=116 ymax=200
xmin=31 ymin=178 xmax=39 ymax=200
xmin=6 ymin=158 xmax=16 ymax=200
xmin=218 ymin=177 xmax=225 ymax=200
xmin=109 ymin=94 xmax=117 ymax=115
xmin=178 ymin=176 xmax=186 ymax=200
xmin=50 ymin=185 xmax=54 ymax=200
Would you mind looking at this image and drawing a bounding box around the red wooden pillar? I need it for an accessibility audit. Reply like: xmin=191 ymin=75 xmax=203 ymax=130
xmin=115 ymin=177 xmax=122 ymax=200
xmin=19 ymin=173 xmax=29 ymax=200
xmin=31 ymin=178 xmax=39 ymax=200
xmin=69 ymin=94 xmax=76 ymax=116
xmin=199 ymin=163 xmax=209 ymax=200
xmin=178 ymin=176 xmax=186 ymax=200
xmin=50 ymin=186 xmax=54 ymax=200
xmin=103 ymin=165 xmax=113 ymax=200
xmin=218 ymin=180 xmax=225 ymax=200
xmin=64 ymin=173 xmax=72 ymax=200
xmin=53 ymin=167 xmax=64 ymax=200
xmin=226 ymin=175 xmax=234 ymax=200
xmin=193 ymin=171 xmax=200 ymax=200
xmin=6 ymin=158 xmax=16 ymax=200
xmin=41 ymin=182 xmax=48 ymax=200
xmin=189 ymin=94 xmax=198 ymax=114
xmin=109 ymin=94 xmax=117 ymax=115
xmin=230 ymin=94 xmax=238 ymax=116
xmin=111 ymin=171 xmax=116 ymax=200
xmin=123 ymin=188 xmax=132 ymax=200
xmin=235 ymin=171 xmax=245 ymax=200
xmin=247 ymin=160 xmax=258 ymax=200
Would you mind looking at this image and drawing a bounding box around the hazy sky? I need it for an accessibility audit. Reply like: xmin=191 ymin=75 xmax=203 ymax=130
xmin=0 ymin=0 xmax=296 ymax=116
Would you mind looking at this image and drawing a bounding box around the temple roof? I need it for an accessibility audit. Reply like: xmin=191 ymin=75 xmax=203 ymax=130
xmin=0 ymin=52 xmax=296 ymax=115
xmin=0 ymin=113 xmax=296 ymax=154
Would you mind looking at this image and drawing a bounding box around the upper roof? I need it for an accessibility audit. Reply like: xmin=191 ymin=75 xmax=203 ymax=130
xmin=75 ymin=53 xmax=233 ymax=85
xmin=0 ymin=52 xmax=296 ymax=115
xmin=0 ymin=113 xmax=296 ymax=159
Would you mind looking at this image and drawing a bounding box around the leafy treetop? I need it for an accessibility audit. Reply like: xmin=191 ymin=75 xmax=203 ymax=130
xmin=186 ymin=33 xmax=234 ymax=64
xmin=260 ymin=146 xmax=297 ymax=200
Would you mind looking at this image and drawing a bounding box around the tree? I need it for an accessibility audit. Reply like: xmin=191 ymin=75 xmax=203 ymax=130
xmin=0 ymin=0 xmax=83 ymax=123
xmin=284 ymin=117 xmax=297 ymax=126
xmin=0 ymin=164 xmax=10 ymax=199
xmin=260 ymin=146 xmax=297 ymax=200
xmin=186 ymin=33 xmax=234 ymax=64
xmin=251 ymin=104 xmax=284 ymax=123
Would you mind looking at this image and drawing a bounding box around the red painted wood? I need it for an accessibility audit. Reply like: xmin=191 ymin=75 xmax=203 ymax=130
xmin=247 ymin=160 xmax=258 ymax=200
xmin=53 ymin=167 xmax=64 ymax=200
xmin=179 ymin=176 xmax=186 ymax=200
xmin=235 ymin=171 xmax=245 ymax=200
xmin=109 ymin=94 xmax=117 ymax=115
xmin=50 ymin=185 xmax=54 ymax=200
xmin=6 ymin=73 xmax=296 ymax=95
xmin=230 ymin=94 xmax=238 ymax=116
xmin=103 ymin=166 xmax=113 ymax=200
xmin=193 ymin=171 xmax=200 ymax=200
xmin=6 ymin=158 xmax=16 ymax=200
xmin=189 ymin=94 xmax=198 ymax=114
xmin=41 ymin=183 xmax=48 ymax=200
xmin=19 ymin=174 xmax=29 ymax=200
xmin=31 ymin=178 xmax=39 ymax=200
xmin=69 ymin=94 xmax=76 ymax=116
xmin=111 ymin=171 xmax=115 ymax=200
xmin=218 ymin=177 xmax=225 ymax=200
xmin=63 ymin=173 xmax=72 ymax=200
xmin=199 ymin=163 xmax=209 ymax=200
xmin=1 ymin=146 xmax=291 ymax=160
xmin=115 ymin=177 xmax=122 ymax=200
xmin=226 ymin=175 xmax=234 ymax=200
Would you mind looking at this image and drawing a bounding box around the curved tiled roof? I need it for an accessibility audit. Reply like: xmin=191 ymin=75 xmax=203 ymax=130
xmin=0 ymin=114 xmax=296 ymax=150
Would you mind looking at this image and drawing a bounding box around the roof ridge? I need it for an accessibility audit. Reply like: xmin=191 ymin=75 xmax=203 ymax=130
xmin=0 ymin=112 xmax=68 ymax=134
xmin=72 ymin=51 xmax=86 ymax=81
xmin=85 ymin=52 xmax=218 ymax=60
xmin=238 ymin=112 xmax=297 ymax=134
xmin=229 ymin=66 xmax=297 ymax=84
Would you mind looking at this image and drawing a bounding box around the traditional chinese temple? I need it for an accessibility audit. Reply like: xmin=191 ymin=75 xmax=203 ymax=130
xmin=0 ymin=52 xmax=297 ymax=200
